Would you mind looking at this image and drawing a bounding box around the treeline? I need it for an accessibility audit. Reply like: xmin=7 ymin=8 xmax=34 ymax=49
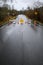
xmin=19 ymin=7 xmax=43 ymax=23
xmin=0 ymin=7 xmax=8 ymax=21
xmin=0 ymin=7 xmax=19 ymax=21
xmin=0 ymin=6 xmax=43 ymax=23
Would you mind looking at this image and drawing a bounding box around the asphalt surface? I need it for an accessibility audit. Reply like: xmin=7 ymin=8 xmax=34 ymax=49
xmin=0 ymin=15 xmax=43 ymax=65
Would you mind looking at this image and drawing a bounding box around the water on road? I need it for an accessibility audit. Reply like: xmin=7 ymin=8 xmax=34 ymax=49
xmin=0 ymin=15 xmax=43 ymax=65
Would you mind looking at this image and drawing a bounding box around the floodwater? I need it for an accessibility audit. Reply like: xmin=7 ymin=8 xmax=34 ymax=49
xmin=0 ymin=15 xmax=43 ymax=65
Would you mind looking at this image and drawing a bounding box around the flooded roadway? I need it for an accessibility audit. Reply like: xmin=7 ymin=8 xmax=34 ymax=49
xmin=0 ymin=15 xmax=43 ymax=65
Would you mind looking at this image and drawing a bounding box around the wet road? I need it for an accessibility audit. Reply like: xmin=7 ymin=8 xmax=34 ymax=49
xmin=0 ymin=15 xmax=43 ymax=65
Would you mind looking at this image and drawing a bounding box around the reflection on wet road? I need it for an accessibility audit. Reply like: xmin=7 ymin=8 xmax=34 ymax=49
xmin=0 ymin=15 xmax=43 ymax=65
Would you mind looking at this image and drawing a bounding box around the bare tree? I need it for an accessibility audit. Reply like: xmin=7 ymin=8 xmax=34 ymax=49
xmin=2 ymin=0 xmax=7 ymax=4
xmin=33 ymin=0 xmax=43 ymax=8
xmin=27 ymin=7 xmax=30 ymax=10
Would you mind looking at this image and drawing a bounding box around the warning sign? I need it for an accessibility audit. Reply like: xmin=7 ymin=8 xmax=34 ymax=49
xmin=19 ymin=18 xmax=24 ymax=24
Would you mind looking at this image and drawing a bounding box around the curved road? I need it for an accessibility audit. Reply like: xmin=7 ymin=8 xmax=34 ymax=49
xmin=0 ymin=15 xmax=43 ymax=65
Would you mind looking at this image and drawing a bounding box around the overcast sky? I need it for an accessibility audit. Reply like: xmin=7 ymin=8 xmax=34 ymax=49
xmin=0 ymin=0 xmax=43 ymax=10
